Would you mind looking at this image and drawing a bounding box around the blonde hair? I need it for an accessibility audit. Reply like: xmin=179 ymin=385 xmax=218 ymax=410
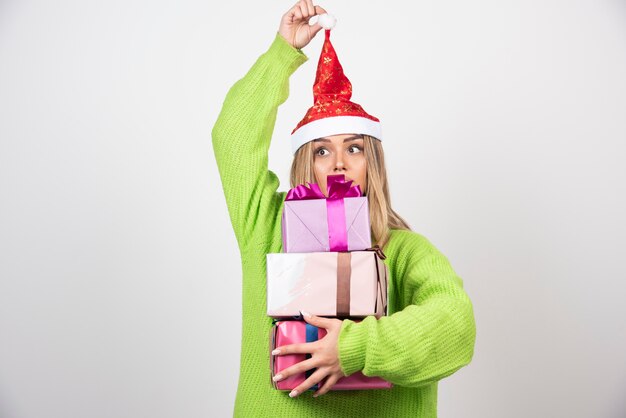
xmin=290 ymin=135 xmax=411 ymax=248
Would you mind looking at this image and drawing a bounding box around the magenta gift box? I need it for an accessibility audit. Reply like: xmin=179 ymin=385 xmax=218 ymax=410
xmin=266 ymin=249 xmax=388 ymax=319
xmin=270 ymin=320 xmax=393 ymax=391
xmin=282 ymin=196 xmax=371 ymax=253
xmin=281 ymin=174 xmax=371 ymax=253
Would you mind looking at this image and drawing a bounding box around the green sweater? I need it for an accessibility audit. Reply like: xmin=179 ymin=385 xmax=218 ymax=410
xmin=211 ymin=33 xmax=476 ymax=418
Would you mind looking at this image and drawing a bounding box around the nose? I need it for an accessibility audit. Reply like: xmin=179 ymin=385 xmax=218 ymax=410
xmin=333 ymin=153 xmax=345 ymax=171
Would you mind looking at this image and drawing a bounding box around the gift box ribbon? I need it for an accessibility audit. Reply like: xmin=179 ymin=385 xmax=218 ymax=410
xmin=305 ymin=323 xmax=319 ymax=390
xmin=336 ymin=252 xmax=351 ymax=317
xmin=285 ymin=174 xmax=362 ymax=252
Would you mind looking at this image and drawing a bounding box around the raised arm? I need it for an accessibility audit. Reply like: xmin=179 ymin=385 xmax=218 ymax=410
xmin=211 ymin=0 xmax=325 ymax=250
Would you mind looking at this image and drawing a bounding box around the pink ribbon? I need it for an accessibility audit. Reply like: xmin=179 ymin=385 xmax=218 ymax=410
xmin=285 ymin=175 xmax=362 ymax=252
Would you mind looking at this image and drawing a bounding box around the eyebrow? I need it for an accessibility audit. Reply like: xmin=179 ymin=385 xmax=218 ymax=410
xmin=313 ymin=135 xmax=364 ymax=143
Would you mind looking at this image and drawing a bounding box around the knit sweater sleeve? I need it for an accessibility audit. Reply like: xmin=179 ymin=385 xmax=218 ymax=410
xmin=211 ymin=33 xmax=307 ymax=250
xmin=337 ymin=232 xmax=476 ymax=387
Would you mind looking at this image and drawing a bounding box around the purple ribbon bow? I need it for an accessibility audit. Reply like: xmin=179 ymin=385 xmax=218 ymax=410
xmin=286 ymin=175 xmax=362 ymax=252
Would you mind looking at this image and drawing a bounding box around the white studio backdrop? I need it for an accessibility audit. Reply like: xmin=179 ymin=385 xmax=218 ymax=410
xmin=1 ymin=1 xmax=625 ymax=417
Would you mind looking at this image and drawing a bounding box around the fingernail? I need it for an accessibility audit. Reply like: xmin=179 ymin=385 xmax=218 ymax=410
xmin=300 ymin=310 xmax=312 ymax=318
xmin=313 ymin=393 xmax=318 ymax=398
xmin=289 ymin=390 xmax=298 ymax=398
xmin=272 ymin=374 xmax=283 ymax=382
xmin=271 ymin=349 xmax=280 ymax=355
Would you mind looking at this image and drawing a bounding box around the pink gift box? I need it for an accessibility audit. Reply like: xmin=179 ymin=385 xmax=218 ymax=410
xmin=281 ymin=175 xmax=371 ymax=253
xmin=270 ymin=320 xmax=393 ymax=391
xmin=266 ymin=249 xmax=388 ymax=319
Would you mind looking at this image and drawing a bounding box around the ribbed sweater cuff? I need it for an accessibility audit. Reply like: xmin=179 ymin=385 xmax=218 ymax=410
xmin=337 ymin=319 xmax=367 ymax=376
xmin=265 ymin=32 xmax=308 ymax=75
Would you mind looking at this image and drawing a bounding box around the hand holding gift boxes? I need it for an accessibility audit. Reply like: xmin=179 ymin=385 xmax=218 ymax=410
xmin=270 ymin=320 xmax=391 ymax=391
xmin=267 ymin=174 xmax=392 ymax=392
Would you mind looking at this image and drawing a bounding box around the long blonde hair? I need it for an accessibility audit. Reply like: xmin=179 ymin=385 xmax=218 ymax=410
xmin=290 ymin=135 xmax=411 ymax=248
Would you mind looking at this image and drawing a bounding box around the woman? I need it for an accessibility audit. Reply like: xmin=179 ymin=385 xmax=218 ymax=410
xmin=211 ymin=1 xmax=476 ymax=416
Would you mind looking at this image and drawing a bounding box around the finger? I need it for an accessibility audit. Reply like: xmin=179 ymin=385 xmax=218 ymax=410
xmin=313 ymin=373 xmax=341 ymax=397
xmin=284 ymin=2 xmax=301 ymax=20
xmin=273 ymin=357 xmax=317 ymax=382
xmin=289 ymin=368 xmax=327 ymax=398
xmin=272 ymin=341 xmax=318 ymax=356
xmin=301 ymin=311 xmax=332 ymax=328
xmin=310 ymin=23 xmax=323 ymax=37
xmin=297 ymin=2 xmax=310 ymax=20
xmin=307 ymin=5 xmax=327 ymax=36
xmin=293 ymin=7 xmax=303 ymax=22
xmin=309 ymin=20 xmax=323 ymax=37
xmin=314 ymin=5 xmax=327 ymax=15
xmin=305 ymin=0 xmax=315 ymax=16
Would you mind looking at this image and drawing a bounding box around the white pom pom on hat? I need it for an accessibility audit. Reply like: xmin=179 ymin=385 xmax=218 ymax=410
xmin=316 ymin=13 xmax=336 ymax=30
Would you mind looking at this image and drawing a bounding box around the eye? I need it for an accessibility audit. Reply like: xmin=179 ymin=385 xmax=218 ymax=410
xmin=348 ymin=144 xmax=363 ymax=154
xmin=315 ymin=147 xmax=330 ymax=157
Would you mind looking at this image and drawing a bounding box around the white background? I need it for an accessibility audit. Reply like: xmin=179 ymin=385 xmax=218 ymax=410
xmin=1 ymin=0 xmax=625 ymax=417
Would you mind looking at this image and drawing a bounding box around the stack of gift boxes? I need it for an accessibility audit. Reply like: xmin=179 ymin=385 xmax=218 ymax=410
xmin=266 ymin=174 xmax=392 ymax=392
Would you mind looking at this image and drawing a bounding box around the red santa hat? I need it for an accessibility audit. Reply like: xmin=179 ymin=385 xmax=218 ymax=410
xmin=290 ymin=15 xmax=382 ymax=154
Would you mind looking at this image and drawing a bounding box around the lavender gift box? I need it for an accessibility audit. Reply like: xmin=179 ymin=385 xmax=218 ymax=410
xmin=281 ymin=174 xmax=371 ymax=253
xmin=266 ymin=248 xmax=388 ymax=319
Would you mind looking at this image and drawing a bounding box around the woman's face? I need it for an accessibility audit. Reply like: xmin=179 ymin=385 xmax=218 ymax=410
xmin=312 ymin=133 xmax=367 ymax=196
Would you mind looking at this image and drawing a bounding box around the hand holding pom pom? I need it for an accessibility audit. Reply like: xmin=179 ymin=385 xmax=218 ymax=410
xmin=279 ymin=0 xmax=329 ymax=50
